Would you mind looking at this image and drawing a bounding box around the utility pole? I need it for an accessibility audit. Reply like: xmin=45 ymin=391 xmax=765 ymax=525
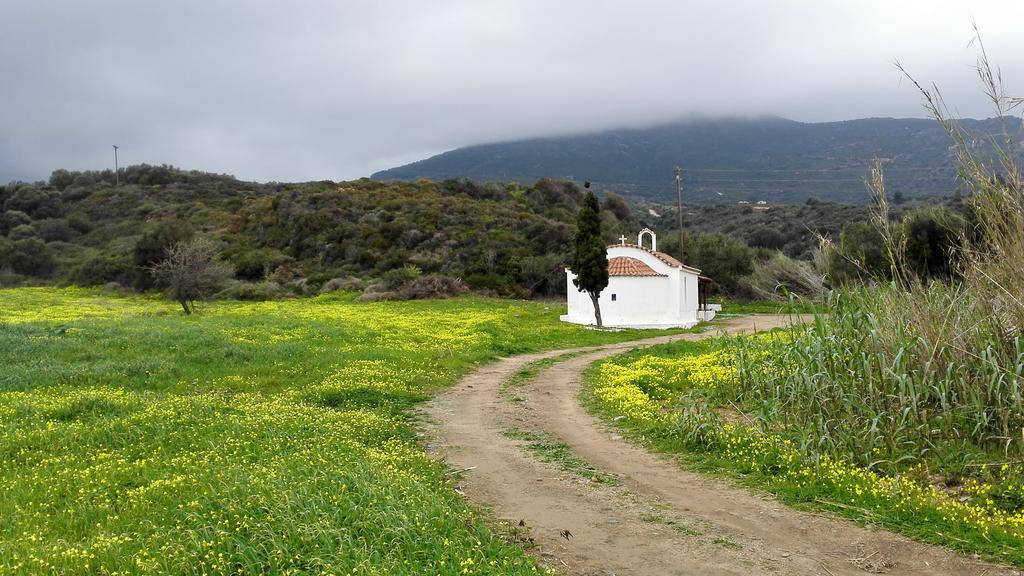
xmin=675 ymin=165 xmax=684 ymax=261
xmin=113 ymin=145 xmax=120 ymax=186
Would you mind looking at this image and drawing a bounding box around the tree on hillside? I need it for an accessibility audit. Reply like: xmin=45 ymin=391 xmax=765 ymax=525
xmin=829 ymin=220 xmax=889 ymax=283
xmin=148 ymin=237 xmax=231 ymax=314
xmin=0 ymin=210 xmax=31 ymax=235
xmin=3 ymin=186 xmax=63 ymax=219
xmin=685 ymin=233 xmax=755 ymax=295
xmin=133 ymin=219 xmax=194 ymax=289
xmin=901 ymin=206 xmax=963 ymax=281
xmin=3 ymin=238 xmax=54 ymax=277
xmin=601 ymin=192 xmax=631 ymax=221
xmin=571 ymin=183 xmax=609 ymax=326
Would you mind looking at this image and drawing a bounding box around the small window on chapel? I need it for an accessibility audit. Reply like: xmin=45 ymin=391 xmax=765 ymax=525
xmin=611 ymin=294 xmax=617 ymax=301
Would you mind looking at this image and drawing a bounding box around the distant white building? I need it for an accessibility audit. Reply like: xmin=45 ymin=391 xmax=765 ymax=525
xmin=561 ymin=229 xmax=717 ymax=329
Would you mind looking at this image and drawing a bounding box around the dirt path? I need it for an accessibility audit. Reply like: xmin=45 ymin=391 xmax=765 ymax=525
xmin=423 ymin=315 xmax=1020 ymax=576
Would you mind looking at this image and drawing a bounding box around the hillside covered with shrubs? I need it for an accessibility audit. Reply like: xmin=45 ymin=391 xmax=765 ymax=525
xmin=0 ymin=164 xmax=966 ymax=301
xmin=0 ymin=166 xmax=644 ymax=300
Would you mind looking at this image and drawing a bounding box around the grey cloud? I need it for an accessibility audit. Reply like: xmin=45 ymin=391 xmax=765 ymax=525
xmin=1 ymin=0 xmax=1022 ymax=183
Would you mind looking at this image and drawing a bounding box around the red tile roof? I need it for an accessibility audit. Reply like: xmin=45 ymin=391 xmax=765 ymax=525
xmin=608 ymin=257 xmax=666 ymax=277
xmin=652 ymin=250 xmax=683 ymax=268
xmin=607 ymin=244 xmax=701 ymax=274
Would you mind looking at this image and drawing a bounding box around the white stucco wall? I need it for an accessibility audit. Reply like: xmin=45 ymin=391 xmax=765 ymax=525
xmin=561 ymin=245 xmax=702 ymax=329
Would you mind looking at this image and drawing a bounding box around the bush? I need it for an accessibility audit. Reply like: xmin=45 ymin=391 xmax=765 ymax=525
xmin=148 ymin=237 xmax=232 ymax=314
xmin=267 ymin=263 xmax=303 ymax=285
xmin=463 ymin=273 xmax=519 ymax=295
xmin=0 ymin=269 xmax=24 ymax=286
xmin=525 ymin=179 xmax=582 ymax=214
xmin=232 ymin=250 xmax=273 ymax=280
xmin=320 ymin=276 xmax=365 ymax=294
xmin=381 ymin=265 xmax=421 ymax=290
xmin=4 ymin=238 xmax=55 ymax=277
xmin=515 ymin=254 xmax=567 ymax=297
xmin=73 ymin=254 xmax=132 ymax=286
xmin=397 ymin=274 xmax=467 ymax=300
xmin=0 ymin=236 xmax=11 ymax=266
xmin=742 ymin=252 xmax=824 ymax=301
xmin=825 ymin=207 xmax=964 ymax=285
xmin=441 ymin=178 xmax=511 ymax=201
xmin=900 ymin=206 xmax=963 ymax=281
xmin=8 ymin=224 xmax=38 ymax=241
xmin=3 ymin=186 xmax=63 ymax=219
xmin=132 ymin=219 xmax=195 ymax=289
xmin=217 ymin=281 xmax=286 ymax=301
xmin=747 ymin=227 xmax=787 ymax=250
xmin=49 ymin=169 xmax=74 ymax=191
xmin=35 ymin=219 xmax=76 ymax=243
xmin=826 ymin=220 xmax=888 ymax=284
xmin=601 ymin=192 xmax=631 ymax=221
xmin=65 ymin=212 xmax=94 ymax=234
xmin=71 ymin=173 xmax=97 ymax=187
xmin=0 ymin=210 xmax=31 ymax=235
xmin=356 ymin=290 xmax=398 ymax=302
xmin=686 ymin=233 xmax=754 ymax=295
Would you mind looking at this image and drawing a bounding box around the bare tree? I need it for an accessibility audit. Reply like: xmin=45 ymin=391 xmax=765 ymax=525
xmin=148 ymin=237 xmax=232 ymax=314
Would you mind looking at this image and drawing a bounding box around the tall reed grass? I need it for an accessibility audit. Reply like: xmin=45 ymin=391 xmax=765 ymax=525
xmin=738 ymin=288 xmax=1024 ymax=473
xmin=738 ymin=34 xmax=1024 ymax=475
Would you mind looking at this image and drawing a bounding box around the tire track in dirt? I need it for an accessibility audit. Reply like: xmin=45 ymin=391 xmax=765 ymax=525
xmin=423 ymin=315 xmax=1019 ymax=576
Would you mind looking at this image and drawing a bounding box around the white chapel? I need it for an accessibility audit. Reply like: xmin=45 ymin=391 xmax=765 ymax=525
xmin=561 ymin=229 xmax=717 ymax=329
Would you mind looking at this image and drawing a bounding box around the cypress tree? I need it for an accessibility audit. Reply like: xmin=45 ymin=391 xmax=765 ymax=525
xmin=571 ymin=184 xmax=609 ymax=326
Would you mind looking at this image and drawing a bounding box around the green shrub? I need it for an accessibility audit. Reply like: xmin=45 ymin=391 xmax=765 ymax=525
xmin=34 ymin=218 xmax=76 ymax=243
xmin=0 ymin=210 xmax=31 ymax=235
xmin=686 ymin=233 xmax=754 ymax=295
xmin=397 ymin=274 xmax=467 ymax=300
xmin=65 ymin=212 xmax=94 ymax=234
xmin=900 ymin=206 xmax=963 ymax=281
xmin=601 ymin=192 xmax=631 ymax=220
xmin=381 ymin=265 xmax=421 ymax=290
xmin=320 ymin=276 xmax=365 ymax=294
xmin=0 ymin=236 xmax=11 ymax=266
xmin=266 ymin=262 xmax=303 ymax=286
xmin=48 ymin=169 xmax=75 ymax=191
xmin=742 ymin=252 xmax=824 ymax=301
xmin=463 ymin=273 xmax=515 ymax=294
xmin=73 ymin=254 xmax=132 ymax=286
xmin=232 ymin=250 xmax=272 ymax=280
xmin=3 ymin=186 xmax=63 ymax=219
xmin=4 ymin=238 xmax=55 ymax=277
xmin=8 ymin=224 xmax=38 ymax=241
xmin=217 ymin=280 xmax=286 ymax=301
xmin=131 ymin=219 xmax=194 ymax=289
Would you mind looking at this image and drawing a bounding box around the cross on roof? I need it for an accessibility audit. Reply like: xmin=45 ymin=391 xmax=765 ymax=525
xmin=619 ymin=235 xmax=627 ymax=245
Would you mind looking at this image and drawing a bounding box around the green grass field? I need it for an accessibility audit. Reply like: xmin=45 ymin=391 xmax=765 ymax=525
xmin=0 ymin=287 xmax=669 ymax=575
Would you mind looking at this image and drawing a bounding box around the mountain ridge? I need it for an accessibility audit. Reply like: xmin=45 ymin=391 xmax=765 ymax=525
xmin=373 ymin=116 xmax=1022 ymax=203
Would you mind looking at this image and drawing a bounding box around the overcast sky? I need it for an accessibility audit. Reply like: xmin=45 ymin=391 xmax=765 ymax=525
xmin=1 ymin=1 xmax=1022 ymax=184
